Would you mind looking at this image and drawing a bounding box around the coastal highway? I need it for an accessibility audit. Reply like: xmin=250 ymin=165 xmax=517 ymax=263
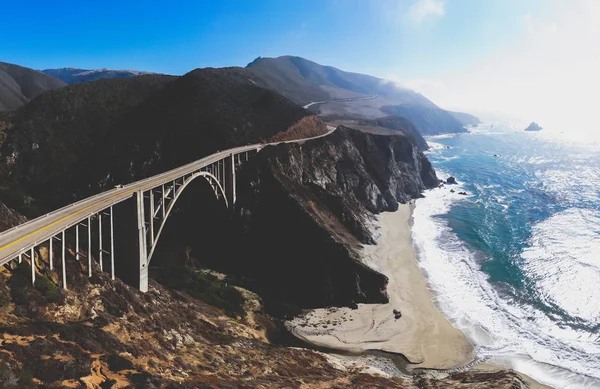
xmin=0 ymin=125 xmax=336 ymax=267
xmin=303 ymin=95 xmax=377 ymax=109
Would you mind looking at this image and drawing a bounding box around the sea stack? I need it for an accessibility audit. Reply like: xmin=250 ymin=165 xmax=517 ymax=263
xmin=524 ymin=122 xmax=543 ymax=131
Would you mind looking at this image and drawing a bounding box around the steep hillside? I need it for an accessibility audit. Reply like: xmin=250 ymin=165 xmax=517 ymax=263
xmin=0 ymin=62 xmax=66 ymax=111
xmin=247 ymin=55 xmax=432 ymax=106
xmin=0 ymin=246 xmax=532 ymax=388
xmin=42 ymin=67 xmax=153 ymax=84
xmin=246 ymin=56 xmax=467 ymax=135
xmin=0 ymin=67 xmax=325 ymax=213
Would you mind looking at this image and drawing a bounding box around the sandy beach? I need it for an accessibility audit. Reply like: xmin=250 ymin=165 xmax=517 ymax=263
xmin=287 ymin=203 xmax=474 ymax=370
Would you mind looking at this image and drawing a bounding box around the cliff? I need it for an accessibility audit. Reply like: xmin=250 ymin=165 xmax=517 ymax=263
xmin=230 ymin=127 xmax=438 ymax=310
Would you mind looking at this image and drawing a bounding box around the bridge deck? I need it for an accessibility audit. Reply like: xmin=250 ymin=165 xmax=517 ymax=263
xmin=0 ymin=125 xmax=336 ymax=266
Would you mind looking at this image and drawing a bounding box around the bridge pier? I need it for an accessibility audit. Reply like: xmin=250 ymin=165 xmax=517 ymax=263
xmin=225 ymin=153 xmax=236 ymax=206
xmin=136 ymin=191 xmax=149 ymax=292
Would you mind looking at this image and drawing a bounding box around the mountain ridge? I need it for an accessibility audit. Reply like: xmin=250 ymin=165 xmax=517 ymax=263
xmin=42 ymin=67 xmax=155 ymax=84
xmin=0 ymin=61 xmax=66 ymax=111
xmin=246 ymin=55 xmax=472 ymax=136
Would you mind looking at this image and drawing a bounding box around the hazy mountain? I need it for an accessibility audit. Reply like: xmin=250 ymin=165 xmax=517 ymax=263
xmin=42 ymin=67 xmax=154 ymax=85
xmin=246 ymin=56 xmax=468 ymax=135
xmin=247 ymin=55 xmax=432 ymax=105
xmin=0 ymin=61 xmax=66 ymax=111
xmin=448 ymin=110 xmax=481 ymax=127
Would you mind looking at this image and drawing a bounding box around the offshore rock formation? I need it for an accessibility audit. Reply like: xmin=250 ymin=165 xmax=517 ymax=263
xmin=232 ymin=127 xmax=438 ymax=310
xmin=524 ymin=122 xmax=543 ymax=132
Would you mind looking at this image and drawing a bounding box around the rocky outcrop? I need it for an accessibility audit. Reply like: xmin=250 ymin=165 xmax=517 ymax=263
xmin=525 ymin=122 xmax=543 ymax=131
xmin=232 ymin=127 xmax=438 ymax=310
xmin=0 ymin=253 xmax=534 ymax=388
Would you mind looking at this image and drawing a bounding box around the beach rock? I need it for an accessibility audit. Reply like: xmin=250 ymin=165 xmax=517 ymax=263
xmin=447 ymin=176 xmax=457 ymax=184
xmin=450 ymin=189 xmax=455 ymax=193
xmin=458 ymin=191 xmax=467 ymax=195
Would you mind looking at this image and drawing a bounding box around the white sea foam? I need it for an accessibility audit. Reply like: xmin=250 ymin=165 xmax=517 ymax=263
xmin=411 ymin=186 xmax=600 ymax=388
xmin=522 ymin=209 xmax=600 ymax=323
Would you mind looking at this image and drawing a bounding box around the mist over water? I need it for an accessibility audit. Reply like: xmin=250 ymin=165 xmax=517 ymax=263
xmin=411 ymin=123 xmax=600 ymax=388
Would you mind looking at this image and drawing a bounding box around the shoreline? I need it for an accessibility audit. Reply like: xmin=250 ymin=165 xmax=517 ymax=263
xmin=287 ymin=202 xmax=553 ymax=388
xmin=287 ymin=203 xmax=473 ymax=370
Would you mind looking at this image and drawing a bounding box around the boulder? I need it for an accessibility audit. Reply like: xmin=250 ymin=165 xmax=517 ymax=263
xmin=447 ymin=176 xmax=457 ymax=184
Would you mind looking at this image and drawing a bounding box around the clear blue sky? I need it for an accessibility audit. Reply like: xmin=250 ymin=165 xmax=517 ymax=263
xmin=1 ymin=0 xmax=544 ymax=80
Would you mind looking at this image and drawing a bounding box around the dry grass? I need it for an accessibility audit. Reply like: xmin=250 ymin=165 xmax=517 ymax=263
xmin=269 ymin=115 xmax=328 ymax=142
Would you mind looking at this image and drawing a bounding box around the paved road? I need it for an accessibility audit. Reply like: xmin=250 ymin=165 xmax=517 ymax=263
xmin=302 ymin=95 xmax=377 ymax=109
xmin=0 ymin=126 xmax=336 ymax=266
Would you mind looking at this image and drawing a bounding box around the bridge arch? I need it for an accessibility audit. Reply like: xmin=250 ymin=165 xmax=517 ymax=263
xmin=147 ymin=171 xmax=228 ymax=263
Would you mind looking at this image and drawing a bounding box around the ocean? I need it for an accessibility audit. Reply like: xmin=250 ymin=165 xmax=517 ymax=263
xmin=411 ymin=123 xmax=600 ymax=388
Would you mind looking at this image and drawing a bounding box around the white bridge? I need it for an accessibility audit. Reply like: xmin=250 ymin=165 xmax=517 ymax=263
xmin=0 ymin=127 xmax=335 ymax=292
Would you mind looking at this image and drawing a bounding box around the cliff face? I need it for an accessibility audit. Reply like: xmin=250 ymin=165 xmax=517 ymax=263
xmin=232 ymin=127 xmax=437 ymax=310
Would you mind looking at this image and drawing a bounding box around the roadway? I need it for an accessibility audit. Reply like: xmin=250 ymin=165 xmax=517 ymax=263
xmin=0 ymin=125 xmax=336 ymax=266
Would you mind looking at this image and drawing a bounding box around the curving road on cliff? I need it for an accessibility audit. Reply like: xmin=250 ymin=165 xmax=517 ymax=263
xmin=0 ymin=125 xmax=336 ymax=267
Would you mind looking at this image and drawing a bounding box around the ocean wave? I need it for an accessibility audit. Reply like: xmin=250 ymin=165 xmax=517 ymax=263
xmin=522 ymin=208 xmax=600 ymax=323
xmin=411 ymin=187 xmax=600 ymax=388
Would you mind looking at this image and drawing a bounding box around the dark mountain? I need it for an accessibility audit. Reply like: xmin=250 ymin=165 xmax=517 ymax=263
xmin=448 ymin=110 xmax=481 ymax=127
xmin=42 ymin=67 xmax=153 ymax=85
xmin=0 ymin=67 xmax=324 ymax=213
xmin=246 ymin=56 xmax=467 ymax=135
xmin=0 ymin=61 xmax=66 ymax=111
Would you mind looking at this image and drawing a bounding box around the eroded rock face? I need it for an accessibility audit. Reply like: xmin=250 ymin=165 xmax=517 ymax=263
xmin=233 ymin=127 xmax=438 ymax=310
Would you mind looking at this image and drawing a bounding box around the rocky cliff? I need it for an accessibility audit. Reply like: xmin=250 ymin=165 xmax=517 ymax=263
xmin=229 ymin=127 xmax=437 ymax=311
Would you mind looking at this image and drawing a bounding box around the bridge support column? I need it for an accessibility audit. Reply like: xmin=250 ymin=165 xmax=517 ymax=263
xmin=110 ymin=206 xmax=115 ymax=280
xmin=225 ymin=153 xmax=236 ymax=206
xmin=99 ymin=213 xmax=103 ymax=271
xmin=49 ymin=237 xmax=53 ymax=270
xmin=30 ymin=247 xmax=35 ymax=285
xmin=88 ymin=216 xmax=92 ymax=277
xmin=136 ymin=191 xmax=149 ymax=292
xmin=75 ymin=224 xmax=79 ymax=260
xmin=61 ymin=230 xmax=67 ymax=289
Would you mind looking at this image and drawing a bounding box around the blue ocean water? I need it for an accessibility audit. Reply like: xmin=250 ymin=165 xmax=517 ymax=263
xmin=411 ymin=123 xmax=600 ymax=388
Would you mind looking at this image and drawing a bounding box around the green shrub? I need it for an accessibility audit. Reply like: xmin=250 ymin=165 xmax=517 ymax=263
xmin=189 ymin=272 xmax=246 ymax=318
xmin=35 ymin=274 xmax=60 ymax=303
